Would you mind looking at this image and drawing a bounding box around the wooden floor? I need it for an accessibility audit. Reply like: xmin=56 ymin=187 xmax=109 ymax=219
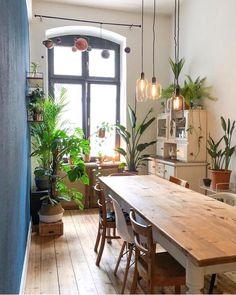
xmin=25 ymin=209 xmax=236 ymax=294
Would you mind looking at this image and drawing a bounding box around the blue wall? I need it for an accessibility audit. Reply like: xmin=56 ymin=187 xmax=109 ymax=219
xmin=0 ymin=0 xmax=30 ymax=293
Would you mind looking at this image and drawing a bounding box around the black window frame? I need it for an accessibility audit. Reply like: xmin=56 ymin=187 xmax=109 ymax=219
xmin=48 ymin=35 xmax=120 ymax=151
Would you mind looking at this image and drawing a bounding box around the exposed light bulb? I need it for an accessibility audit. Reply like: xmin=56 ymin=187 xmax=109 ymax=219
xmin=147 ymin=77 xmax=161 ymax=100
xmin=172 ymin=87 xmax=184 ymax=111
xmin=136 ymin=72 xmax=148 ymax=102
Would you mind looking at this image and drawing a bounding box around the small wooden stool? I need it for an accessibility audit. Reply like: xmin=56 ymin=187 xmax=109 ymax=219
xmin=39 ymin=220 xmax=63 ymax=236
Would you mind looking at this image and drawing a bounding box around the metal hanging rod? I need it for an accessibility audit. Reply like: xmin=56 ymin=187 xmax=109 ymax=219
xmin=34 ymin=14 xmax=141 ymax=28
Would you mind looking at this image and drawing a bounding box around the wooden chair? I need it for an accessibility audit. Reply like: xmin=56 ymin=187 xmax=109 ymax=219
xmin=129 ymin=208 xmax=185 ymax=294
xmin=208 ymin=192 xmax=236 ymax=293
xmin=169 ymin=176 xmax=190 ymax=188
xmin=93 ymin=183 xmax=120 ymax=266
xmin=94 ymin=172 xmax=135 ymax=266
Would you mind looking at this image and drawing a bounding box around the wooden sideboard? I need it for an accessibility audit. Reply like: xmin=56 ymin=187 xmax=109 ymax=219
xmin=62 ymin=161 xmax=120 ymax=209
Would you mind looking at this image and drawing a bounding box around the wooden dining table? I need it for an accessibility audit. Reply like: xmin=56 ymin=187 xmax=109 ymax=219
xmin=99 ymin=175 xmax=236 ymax=294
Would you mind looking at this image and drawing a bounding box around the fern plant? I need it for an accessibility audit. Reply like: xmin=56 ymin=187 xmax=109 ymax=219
xmin=182 ymin=75 xmax=216 ymax=107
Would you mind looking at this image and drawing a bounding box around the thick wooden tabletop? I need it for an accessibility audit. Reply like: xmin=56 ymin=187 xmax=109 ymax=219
xmin=99 ymin=175 xmax=236 ymax=267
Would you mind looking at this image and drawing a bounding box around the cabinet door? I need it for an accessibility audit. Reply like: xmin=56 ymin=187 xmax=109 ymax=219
xmin=148 ymin=158 xmax=156 ymax=175
xmin=164 ymin=164 xmax=175 ymax=180
xmin=157 ymin=114 xmax=168 ymax=139
xmin=156 ymin=140 xmax=165 ymax=157
xmin=156 ymin=162 xmax=165 ymax=178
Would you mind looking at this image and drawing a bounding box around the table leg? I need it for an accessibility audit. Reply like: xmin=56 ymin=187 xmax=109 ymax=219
xmin=186 ymin=260 xmax=204 ymax=294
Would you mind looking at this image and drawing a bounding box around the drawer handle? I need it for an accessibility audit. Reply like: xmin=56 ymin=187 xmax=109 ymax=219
xmin=190 ymin=152 xmax=194 ymax=156
xmin=161 ymin=148 xmax=164 ymax=150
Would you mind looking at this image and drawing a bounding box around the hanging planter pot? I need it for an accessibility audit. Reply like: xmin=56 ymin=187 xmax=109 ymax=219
xmin=98 ymin=128 xmax=106 ymax=138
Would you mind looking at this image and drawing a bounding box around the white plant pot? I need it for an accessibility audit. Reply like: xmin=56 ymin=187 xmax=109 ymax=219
xmin=38 ymin=203 xmax=64 ymax=223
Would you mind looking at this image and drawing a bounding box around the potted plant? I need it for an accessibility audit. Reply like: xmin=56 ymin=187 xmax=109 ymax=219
xmin=161 ymin=57 xmax=216 ymax=109
xmin=91 ymin=121 xmax=114 ymax=163
xmin=207 ymin=116 xmax=236 ymax=189
xmin=161 ymin=57 xmax=185 ymax=106
xmin=31 ymin=89 xmax=90 ymax=223
xmin=115 ymin=105 xmax=156 ymax=172
xmin=182 ymin=75 xmax=216 ymax=108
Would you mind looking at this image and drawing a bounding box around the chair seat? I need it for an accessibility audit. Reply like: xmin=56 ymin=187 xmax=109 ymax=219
xmin=138 ymin=252 xmax=185 ymax=286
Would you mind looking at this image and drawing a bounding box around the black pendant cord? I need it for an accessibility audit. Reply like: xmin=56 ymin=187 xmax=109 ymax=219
xmin=141 ymin=0 xmax=144 ymax=73
xmin=152 ymin=0 xmax=156 ymax=78
xmin=174 ymin=0 xmax=177 ymax=87
xmin=174 ymin=0 xmax=180 ymax=88
xmin=35 ymin=14 xmax=141 ymax=28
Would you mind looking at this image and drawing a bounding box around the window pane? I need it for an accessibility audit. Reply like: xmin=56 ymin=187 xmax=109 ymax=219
xmin=90 ymin=84 xmax=116 ymax=157
xmin=89 ymin=49 xmax=115 ymax=77
xmin=54 ymin=83 xmax=82 ymax=131
xmin=54 ymin=47 xmax=82 ymax=76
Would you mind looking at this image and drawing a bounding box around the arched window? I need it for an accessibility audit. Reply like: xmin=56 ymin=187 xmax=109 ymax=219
xmin=48 ymin=34 xmax=121 ymax=159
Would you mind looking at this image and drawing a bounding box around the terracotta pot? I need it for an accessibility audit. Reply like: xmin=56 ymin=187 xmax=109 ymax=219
xmin=208 ymin=169 xmax=231 ymax=190
xmin=39 ymin=203 xmax=64 ymax=223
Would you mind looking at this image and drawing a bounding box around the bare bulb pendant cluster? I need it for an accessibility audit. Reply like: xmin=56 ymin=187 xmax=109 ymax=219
xmin=136 ymin=0 xmax=161 ymax=102
xmin=171 ymin=0 xmax=184 ymax=112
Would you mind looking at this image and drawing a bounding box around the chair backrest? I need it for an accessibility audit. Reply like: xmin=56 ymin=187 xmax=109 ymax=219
xmin=211 ymin=192 xmax=236 ymax=206
xmin=109 ymin=195 xmax=133 ymax=243
xmin=169 ymin=175 xmax=190 ymax=188
xmin=129 ymin=209 xmax=155 ymax=260
xmin=109 ymin=172 xmax=136 ymax=176
xmin=94 ymin=183 xmax=107 ymax=221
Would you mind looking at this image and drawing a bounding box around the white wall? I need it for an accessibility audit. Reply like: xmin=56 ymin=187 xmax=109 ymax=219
xmin=179 ymin=0 xmax=236 ymax=180
xmin=30 ymin=1 xmax=172 ymax=172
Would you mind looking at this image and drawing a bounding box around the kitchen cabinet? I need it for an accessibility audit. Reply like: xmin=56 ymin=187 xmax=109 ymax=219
xmin=156 ymin=110 xmax=207 ymax=162
xmin=148 ymin=157 xmax=207 ymax=192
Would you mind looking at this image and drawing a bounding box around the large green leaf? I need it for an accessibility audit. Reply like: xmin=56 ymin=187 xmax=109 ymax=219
xmin=115 ymin=147 xmax=127 ymax=157
xmin=140 ymin=117 xmax=155 ymax=135
xmin=136 ymin=140 xmax=156 ymax=152
xmin=128 ymin=104 xmax=136 ymax=128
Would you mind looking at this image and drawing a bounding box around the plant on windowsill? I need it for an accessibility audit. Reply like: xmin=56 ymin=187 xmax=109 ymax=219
xmin=207 ymin=116 xmax=236 ymax=189
xmin=115 ymin=105 xmax=156 ymax=172
xmin=91 ymin=121 xmax=114 ymax=164
xmin=30 ymin=88 xmax=90 ymax=224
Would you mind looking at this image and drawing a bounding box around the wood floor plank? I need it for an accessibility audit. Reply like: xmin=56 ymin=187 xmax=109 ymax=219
xmin=71 ymin=209 xmax=117 ymax=294
xmin=54 ymin=213 xmax=79 ymax=295
xmin=24 ymin=234 xmax=41 ymax=294
xmin=64 ymin=211 xmax=98 ymax=295
xmin=38 ymin=236 xmax=59 ymax=294
xmin=25 ymin=209 xmax=236 ymax=294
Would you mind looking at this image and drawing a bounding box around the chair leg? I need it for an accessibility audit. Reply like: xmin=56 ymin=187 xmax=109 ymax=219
xmin=174 ymin=285 xmax=181 ymax=294
xmin=114 ymin=241 xmax=126 ymax=275
xmin=209 ymin=273 xmax=217 ymax=294
xmin=130 ymin=254 xmax=138 ymax=294
xmin=96 ymin=227 xmax=106 ymax=266
xmin=107 ymin=228 xmax=112 ymax=244
xmin=94 ymin=224 xmax=101 ymax=253
xmin=121 ymin=243 xmax=133 ymax=294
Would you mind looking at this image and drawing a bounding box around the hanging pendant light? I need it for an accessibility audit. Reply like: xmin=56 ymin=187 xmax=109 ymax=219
xmin=136 ymin=0 xmax=148 ymax=102
xmin=171 ymin=0 xmax=185 ymax=116
xmin=147 ymin=0 xmax=161 ymax=100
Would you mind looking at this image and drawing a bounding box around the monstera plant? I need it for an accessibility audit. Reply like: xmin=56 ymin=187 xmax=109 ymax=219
xmin=115 ymin=105 xmax=156 ymax=172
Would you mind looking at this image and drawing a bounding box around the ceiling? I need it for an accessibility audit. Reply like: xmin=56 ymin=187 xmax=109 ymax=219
xmin=35 ymin=0 xmax=176 ymax=15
